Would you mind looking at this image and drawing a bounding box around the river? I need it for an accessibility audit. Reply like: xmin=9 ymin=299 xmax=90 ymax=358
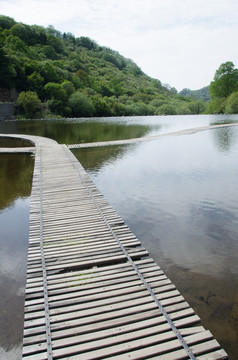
xmin=0 ymin=114 xmax=238 ymax=359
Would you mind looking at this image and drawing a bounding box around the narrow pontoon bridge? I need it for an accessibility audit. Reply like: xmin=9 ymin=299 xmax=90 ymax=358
xmin=0 ymin=133 xmax=229 ymax=360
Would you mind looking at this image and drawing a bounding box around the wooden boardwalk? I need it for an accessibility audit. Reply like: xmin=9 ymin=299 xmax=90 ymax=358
xmin=68 ymin=122 xmax=238 ymax=149
xmin=0 ymin=134 xmax=229 ymax=359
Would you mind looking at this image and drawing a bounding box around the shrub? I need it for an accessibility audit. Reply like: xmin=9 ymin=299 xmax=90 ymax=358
xmin=68 ymin=92 xmax=94 ymax=117
xmin=157 ymin=104 xmax=177 ymax=115
xmin=15 ymin=91 xmax=42 ymax=118
xmin=225 ymin=91 xmax=238 ymax=114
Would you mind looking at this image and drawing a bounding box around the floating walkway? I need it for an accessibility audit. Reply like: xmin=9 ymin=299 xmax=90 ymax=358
xmin=0 ymin=134 xmax=228 ymax=359
xmin=68 ymin=122 xmax=238 ymax=149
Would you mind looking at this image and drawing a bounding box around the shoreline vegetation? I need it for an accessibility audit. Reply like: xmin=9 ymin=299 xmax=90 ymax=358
xmin=0 ymin=15 xmax=238 ymax=119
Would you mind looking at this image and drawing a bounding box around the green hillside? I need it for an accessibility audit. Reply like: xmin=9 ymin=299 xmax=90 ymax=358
xmin=0 ymin=15 xmax=207 ymax=118
xmin=179 ymin=86 xmax=210 ymax=102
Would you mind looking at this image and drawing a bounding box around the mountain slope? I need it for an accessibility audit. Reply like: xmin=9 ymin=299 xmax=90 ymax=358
xmin=179 ymin=86 xmax=210 ymax=101
xmin=0 ymin=15 xmax=207 ymax=117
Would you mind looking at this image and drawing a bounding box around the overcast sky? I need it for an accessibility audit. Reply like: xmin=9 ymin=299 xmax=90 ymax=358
xmin=1 ymin=0 xmax=238 ymax=91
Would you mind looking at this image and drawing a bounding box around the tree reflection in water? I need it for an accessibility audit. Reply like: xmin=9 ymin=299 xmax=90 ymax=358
xmin=0 ymin=153 xmax=33 ymax=359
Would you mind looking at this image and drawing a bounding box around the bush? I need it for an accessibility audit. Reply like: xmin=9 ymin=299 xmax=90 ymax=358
xmin=76 ymin=36 xmax=97 ymax=50
xmin=206 ymin=98 xmax=226 ymax=114
xmin=68 ymin=92 xmax=94 ymax=117
xmin=0 ymin=15 xmax=16 ymax=30
xmin=61 ymin=80 xmax=75 ymax=97
xmin=27 ymin=71 xmax=44 ymax=98
xmin=44 ymin=82 xmax=67 ymax=101
xmin=91 ymin=95 xmax=112 ymax=116
xmin=157 ymin=104 xmax=177 ymax=115
xmin=47 ymin=99 xmax=71 ymax=117
xmin=225 ymin=91 xmax=238 ymax=114
xmin=187 ymin=100 xmax=206 ymax=114
xmin=15 ymin=91 xmax=42 ymax=118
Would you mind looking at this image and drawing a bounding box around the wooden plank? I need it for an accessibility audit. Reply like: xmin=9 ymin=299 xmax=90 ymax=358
xmin=197 ymin=349 xmax=230 ymax=359
xmin=25 ymin=272 xmax=151 ymax=295
xmin=85 ymin=330 xmax=214 ymax=360
xmin=26 ymin=271 xmax=166 ymax=294
xmin=58 ymin=332 xmax=181 ymax=359
xmin=52 ymin=327 xmax=178 ymax=358
xmin=24 ymin=322 xmax=173 ymax=356
xmin=191 ymin=339 xmax=223 ymax=355
xmin=26 ymin=264 xmax=162 ymax=289
xmin=22 ymin=351 xmax=47 ymax=359
xmin=23 ymin=308 xmax=161 ymax=344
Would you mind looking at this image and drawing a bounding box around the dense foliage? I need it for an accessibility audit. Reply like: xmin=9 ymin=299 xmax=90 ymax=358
xmin=179 ymin=86 xmax=210 ymax=102
xmin=208 ymin=61 xmax=238 ymax=114
xmin=0 ymin=15 xmax=207 ymax=118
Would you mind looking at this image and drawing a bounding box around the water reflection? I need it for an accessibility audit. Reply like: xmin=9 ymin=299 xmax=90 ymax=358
xmin=212 ymin=126 xmax=237 ymax=153
xmin=0 ymin=137 xmax=33 ymax=148
xmin=1 ymin=114 xmax=238 ymax=359
xmin=77 ymin=127 xmax=238 ymax=358
xmin=0 ymin=154 xmax=34 ymax=211
xmin=73 ymin=144 xmax=136 ymax=173
xmin=0 ymin=114 xmax=238 ymax=145
xmin=0 ymin=118 xmax=153 ymax=144
xmin=0 ymin=154 xmax=33 ymax=359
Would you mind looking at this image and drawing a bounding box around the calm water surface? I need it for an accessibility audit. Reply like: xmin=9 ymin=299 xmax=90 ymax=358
xmin=0 ymin=114 xmax=238 ymax=144
xmin=0 ymin=138 xmax=33 ymax=148
xmin=74 ymin=124 xmax=238 ymax=359
xmin=0 ymin=154 xmax=33 ymax=359
xmin=1 ymin=114 xmax=238 ymax=359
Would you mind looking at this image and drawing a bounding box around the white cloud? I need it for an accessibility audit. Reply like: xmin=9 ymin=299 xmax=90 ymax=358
xmin=1 ymin=0 xmax=238 ymax=90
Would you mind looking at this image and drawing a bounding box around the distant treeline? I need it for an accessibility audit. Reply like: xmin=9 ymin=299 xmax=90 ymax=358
xmin=179 ymin=86 xmax=210 ymax=102
xmin=180 ymin=61 xmax=238 ymax=115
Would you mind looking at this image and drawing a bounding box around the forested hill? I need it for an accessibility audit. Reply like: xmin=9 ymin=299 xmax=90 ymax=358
xmin=0 ymin=15 xmax=207 ymax=118
xmin=179 ymin=86 xmax=210 ymax=102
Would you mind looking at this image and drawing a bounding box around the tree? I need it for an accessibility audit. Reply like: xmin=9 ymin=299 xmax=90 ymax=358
xmin=151 ymin=79 xmax=163 ymax=90
xmin=110 ymin=79 xmax=124 ymax=97
xmin=47 ymin=99 xmax=70 ymax=117
xmin=225 ymin=91 xmax=238 ymax=113
xmin=75 ymin=70 xmax=90 ymax=87
xmin=44 ymin=82 xmax=67 ymax=101
xmin=97 ymin=82 xmax=114 ymax=97
xmin=10 ymin=23 xmax=34 ymax=45
xmin=5 ymin=34 xmax=28 ymax=54
xmin=68 ymin=92 xmax=94 ymax=117
xmin=46 ymin=34 xmax=64 ymax=54
xmin=0 ymin=15 xmax=16 ymax=30
xmin=46 ymin=25 xmax=62 ymax=38
xmin=76 ymin=36 xmax=96 ymax=50
xmin=15 ymin=91 xmax=42 ymax=118
xmin=157 ymin=104 xmax=177 ymax=115
xmin=27 ymin=71 xmax=44 ymax=98
xmin=210 ymin=61 xmax=238 ymax=98
xmin=188 ymin=100 xmax=206 ymax=114
xmin=42 ymin=62 xmax=59 ymax=83
xmin=31 ymin=25 xmax=47 ymax=45
xmin=42 ymin=45 xmax=58 ymax=60
xmin=61 ymin=80 xmax=75 ymax=97
xmin=206 ymin=98 xmax=226 ymax=114
xmin=0 ymin=44 xmax=16 ymax=87
xmin=163 ymin=83 xmax=177 ymax=94
xmin=91 ymin=95 xmax=112 ymax=116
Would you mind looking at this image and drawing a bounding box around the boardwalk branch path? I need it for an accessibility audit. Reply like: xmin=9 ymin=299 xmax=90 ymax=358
xmin=0 ymin=133 xmax=229 ymax=359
